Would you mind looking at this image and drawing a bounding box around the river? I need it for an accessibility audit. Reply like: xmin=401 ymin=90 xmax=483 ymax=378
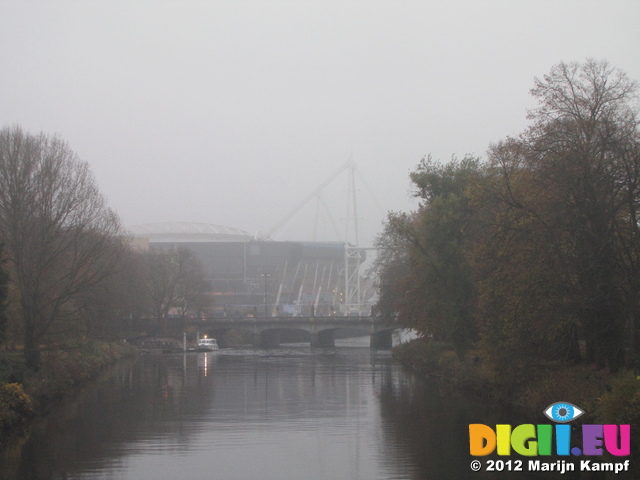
xmin=0 ymin=341 xmax=598 ymax=479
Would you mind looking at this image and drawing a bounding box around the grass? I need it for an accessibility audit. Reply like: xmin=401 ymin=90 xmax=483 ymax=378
xmin=0 ymin=340 xmax=137 ymax=444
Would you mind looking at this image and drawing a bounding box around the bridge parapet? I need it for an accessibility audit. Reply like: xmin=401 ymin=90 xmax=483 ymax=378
xmin=190 ymin=315 xmax=396 ymax=329
xmin=184 ymin=315 xmax=398 ymax=348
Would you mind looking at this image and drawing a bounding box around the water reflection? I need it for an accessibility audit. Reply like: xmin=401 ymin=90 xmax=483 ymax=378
xmin=0 ymin=346 xmax=608 ymax=480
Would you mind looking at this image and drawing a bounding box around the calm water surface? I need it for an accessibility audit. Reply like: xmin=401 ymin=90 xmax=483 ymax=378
xmin=0 ymin=342 xmax=596 ymax=479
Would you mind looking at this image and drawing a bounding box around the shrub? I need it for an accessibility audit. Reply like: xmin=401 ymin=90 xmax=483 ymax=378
xmin=594 ymin=373 xmax=640 ymax=475
xmin=0 ymin=383 xmax=35 ymax=432
xmin=596 ymin=372 xmax=640 ymax=426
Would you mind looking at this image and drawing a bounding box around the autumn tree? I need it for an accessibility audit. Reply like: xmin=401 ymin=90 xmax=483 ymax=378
xmin=528 ymin=59 xmax=639 ymax=371
xmin=480 ymin=59 xmax=640 ymax=371
xmin=370 ymin=212 xmax=411 ymax=318
xmin=374 ymin=155 xmax=483 ymax=357
xmin=0 ymin=126 xmax=124 ymax=369
xmin=374 ymin=60 xmax=640 ymax=374
xmin=143 ymin=246 xmax=212 ymax=335
xmin=616 ymin=139 xmax=640 ymax=370
xmin=474 ymin=140 xmax=582 ymax=370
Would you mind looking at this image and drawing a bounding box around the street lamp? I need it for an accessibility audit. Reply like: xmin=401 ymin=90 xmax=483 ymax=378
xmin=262 ymin=273 xmax=270 ymax=317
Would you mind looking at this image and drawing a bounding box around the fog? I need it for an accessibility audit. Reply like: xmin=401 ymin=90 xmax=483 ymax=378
xmin=1 ymin=1 xmax=639 ymax=247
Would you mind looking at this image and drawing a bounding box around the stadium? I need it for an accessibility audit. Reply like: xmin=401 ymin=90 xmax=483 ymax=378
xmin=127 ymin=222 xmax=370 ymax=317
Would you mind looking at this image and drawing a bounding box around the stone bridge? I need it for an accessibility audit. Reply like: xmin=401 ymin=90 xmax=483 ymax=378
xmin=183 ymin=315 xmax=399 ymax=349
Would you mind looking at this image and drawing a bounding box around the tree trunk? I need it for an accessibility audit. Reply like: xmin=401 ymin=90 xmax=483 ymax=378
xmin=23 ymin=321 xmax=40 ymax=371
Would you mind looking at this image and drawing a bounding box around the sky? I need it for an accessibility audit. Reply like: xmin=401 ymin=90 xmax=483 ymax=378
xmin=1 ymin=1 xmax=639 ymax=249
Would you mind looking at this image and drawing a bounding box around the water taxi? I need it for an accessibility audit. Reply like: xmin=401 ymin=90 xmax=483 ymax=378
xmin=197 ymin=338 xmax=219 ymax=351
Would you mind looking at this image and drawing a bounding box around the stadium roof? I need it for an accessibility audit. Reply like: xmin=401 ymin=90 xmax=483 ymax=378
xmin=127 ymin=222 xmax=260 ymax=242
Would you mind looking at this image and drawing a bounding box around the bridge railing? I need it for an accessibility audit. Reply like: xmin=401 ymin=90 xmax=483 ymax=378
xmin=191 ymin=315 xmax=397 ymax=324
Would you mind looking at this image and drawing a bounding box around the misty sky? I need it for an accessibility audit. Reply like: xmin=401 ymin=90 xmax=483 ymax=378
xmin=1 ymin=1 xmax=639 ymax=248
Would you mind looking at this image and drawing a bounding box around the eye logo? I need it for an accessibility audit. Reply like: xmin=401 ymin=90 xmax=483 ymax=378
xmin=543 ymin=402 xmax=584 ymax=423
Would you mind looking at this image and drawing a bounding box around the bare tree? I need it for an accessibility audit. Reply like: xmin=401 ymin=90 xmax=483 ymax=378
xmin=143 ymin=246 xmax=212 ymax=335
xmin=0 ymin=243 xmax=8 ymax=346
xmin=0 ymin=126 xmax=124 ymax=369
xmin=74 ymin=239 xmax=143 ymax=339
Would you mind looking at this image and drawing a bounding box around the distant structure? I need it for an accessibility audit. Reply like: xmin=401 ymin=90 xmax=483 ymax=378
xmin=128 ymin=161 xmax=378 ymax=317
xmin=128 ymin=222 xmax=256 ymax=243
xmin=128 ymin=222 xmax=372 ymax=317
xmin=264 ymin=160 xmax=379 ymax=314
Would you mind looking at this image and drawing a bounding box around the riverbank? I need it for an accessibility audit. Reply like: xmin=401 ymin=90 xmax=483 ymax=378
xmin=0 ymin=340 xmax=138 ymax=444
xmin=394 ymin=339 xmax=640 ymax=478
xmin=393 ymin=339 xmax=639 ymax=425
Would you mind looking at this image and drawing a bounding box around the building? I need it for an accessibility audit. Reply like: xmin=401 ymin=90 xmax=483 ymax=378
xmin=128 ymin=222 xmax=366 ymax=317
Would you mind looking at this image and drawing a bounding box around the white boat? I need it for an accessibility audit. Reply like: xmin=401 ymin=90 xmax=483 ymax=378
xmin=197 ymin=338 xmax=219 ymax=351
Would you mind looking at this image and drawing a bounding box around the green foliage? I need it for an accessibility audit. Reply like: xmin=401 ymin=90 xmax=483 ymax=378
xmin=410 ymin=155 xmax=481 ymax=202
xmin=375 ymin=156 xmax=482 ymax=358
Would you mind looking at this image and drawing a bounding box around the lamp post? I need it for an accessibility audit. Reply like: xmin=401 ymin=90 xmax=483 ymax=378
xmin=262 ymin=273 xmax=270 ymax=317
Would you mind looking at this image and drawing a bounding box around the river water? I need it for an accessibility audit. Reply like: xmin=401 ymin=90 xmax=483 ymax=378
xmin=0 ymin=342 xmax=597 ymax=480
